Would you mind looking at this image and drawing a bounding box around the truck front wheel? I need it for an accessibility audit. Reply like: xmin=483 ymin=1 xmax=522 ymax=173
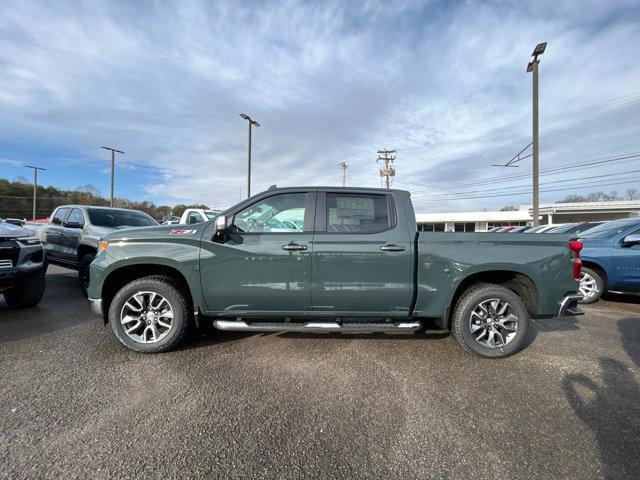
xmin=108 ymin=276 xmax=191 ymax=353
xmin=451 ymin=283 xmax=530 ymax=358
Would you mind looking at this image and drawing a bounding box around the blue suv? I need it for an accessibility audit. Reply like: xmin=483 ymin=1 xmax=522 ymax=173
xmin=577 ymin=218 xmax=640 ymax=303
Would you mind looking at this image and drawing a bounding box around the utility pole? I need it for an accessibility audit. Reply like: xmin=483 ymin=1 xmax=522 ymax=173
xmin=338 ymin=162 xmax=348 ymax=187
xmin=25 ymin=165 xmax=47 ymax=221
xmin=101 ymin=146 xmax=125 ymax=207
xmin=239 ymin=113 xmax=260 ymax=198
xmin=527 ymin=42 xmax=546 ymax=226
xmin=377 ymin=150 xmax=396 ymax=189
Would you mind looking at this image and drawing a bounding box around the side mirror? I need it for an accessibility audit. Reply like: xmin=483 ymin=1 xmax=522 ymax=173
xmin=63 ymin=221 xmax=82 ymax=229
xmin=622 ymin=234 xmax=640 ymax=247
xmin=215 ymin=215 xmax=227 ymax=231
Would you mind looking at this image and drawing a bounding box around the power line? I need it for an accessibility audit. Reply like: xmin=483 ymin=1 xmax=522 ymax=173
xmin=414 ymin=168 xmax=640 ymax=198
xmin=410 ymin=151 xmax=640 ymax=193
xmin=414 ymin=177 xmax=640 ymax=201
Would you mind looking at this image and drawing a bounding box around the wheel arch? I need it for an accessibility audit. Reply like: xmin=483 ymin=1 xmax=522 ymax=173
xmin=580 ymin=260 xmax=608 ymax=289
xmin=77 ymin=243 xmax=97 ymax=262
xmin=444 ymin=270 xmax=540 ymax=329
xmin=100 ymin=264 xmax=195 ymax=324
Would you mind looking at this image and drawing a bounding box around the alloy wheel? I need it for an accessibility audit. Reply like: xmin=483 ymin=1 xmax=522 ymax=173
xmin=579 ymin=272 xmax=599 ymax=300
xmin=469 ymin=298 xmax=518 ymax=348
xmin=120 ymin=291 xmax=174 ymax=344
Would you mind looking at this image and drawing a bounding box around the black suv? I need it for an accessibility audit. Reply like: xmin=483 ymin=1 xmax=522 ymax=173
xmin=0 ymin=222 xmax=46 ymax=308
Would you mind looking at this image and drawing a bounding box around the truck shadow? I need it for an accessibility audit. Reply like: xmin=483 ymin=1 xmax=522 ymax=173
xmin=533 ymin=315 xmax=581 ymax=332
xmin=603 ymin=292 xmax=640 ymax=304
xmin=618 ymin=317 xmax=640 ymax=368
xmin=562 ymin=356 xmax=640 ymax=479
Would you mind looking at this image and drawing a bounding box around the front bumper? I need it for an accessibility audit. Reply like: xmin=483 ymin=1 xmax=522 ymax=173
xmin=558 ymin=293 xmax=584 ymax=317
xmin=88 ymin=298 xmax=103 ymax=317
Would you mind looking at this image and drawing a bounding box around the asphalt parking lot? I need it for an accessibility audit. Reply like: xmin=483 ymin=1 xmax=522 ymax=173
xmin=1 ymin=266 xmax=639 ymax=479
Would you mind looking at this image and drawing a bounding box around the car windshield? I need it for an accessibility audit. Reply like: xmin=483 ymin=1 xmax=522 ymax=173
xmin=547 ymin=223 xmax=578 ymax=233
xmin=87 ymin=208 xmax=158 ymax=228
xmin=580 ymin=218 xmax=640 ymax=239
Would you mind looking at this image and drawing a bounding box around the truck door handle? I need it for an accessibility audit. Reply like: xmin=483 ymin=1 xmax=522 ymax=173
xmin=282 ymin=243 xmax=308 ymax=251
xmin=380 ymin=244 xmax=405 ymax=252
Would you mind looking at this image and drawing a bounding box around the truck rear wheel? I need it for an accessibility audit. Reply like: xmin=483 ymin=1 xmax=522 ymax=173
xmin=108 ymin=275 xmax=191 ymax=353
xmin=4 ymin=268 xmax=46 ymax=308
xmin=451 ymin=283 xmax=530 ymax=358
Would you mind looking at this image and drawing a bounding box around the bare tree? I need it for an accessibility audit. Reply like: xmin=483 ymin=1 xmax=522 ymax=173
xmin=627 ymin=188 xmax=639 ymax=200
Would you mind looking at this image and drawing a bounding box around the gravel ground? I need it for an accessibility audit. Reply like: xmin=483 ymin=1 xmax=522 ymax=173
xmin=1 ymin=266 xmax=639 ymax=479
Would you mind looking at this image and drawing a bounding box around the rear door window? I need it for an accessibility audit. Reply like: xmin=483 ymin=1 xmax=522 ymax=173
xmin=325 ymin=193 xmax=392 ymax=233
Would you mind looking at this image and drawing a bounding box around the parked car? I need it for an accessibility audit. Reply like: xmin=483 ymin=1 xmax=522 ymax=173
xmin=87 ymin=186 xmax=583 ymax=357
xmin=486 ymin=227 xmax=502 ymax=232
xmin=179 ymin=208 xmax=221 ymax=225
xmin=576 ymin=218 xmax=640 ymax=303
xmin=34 ymin=205 xmax=158 ymax=295
xmin=508 ymin=226 xmax=530 ymax=233
xmin=1 ymin=218 xmax=27 ymax=227
xmin=0 ymin=222 xmax=46 ymax=308
xmin=161 ymin=215 xmax=181 ymax=225
xmin=500 ymin=226 xmax=517 ymax=233
xmin=545 ymin=222 xmax=603 ymax=235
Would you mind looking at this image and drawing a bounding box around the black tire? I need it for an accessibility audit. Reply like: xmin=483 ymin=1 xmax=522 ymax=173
xmin=108 ymin=275 xmax=191 ymax=353
xmin=451 ymin=283 xmax=530 ymax=359
xmin=78 ymin=253 xmax=95 ymax=297
xmin=4 ymin=268 xmax=46 ymax=308
xmin=578 ymin=267 xmax=604 ymax=304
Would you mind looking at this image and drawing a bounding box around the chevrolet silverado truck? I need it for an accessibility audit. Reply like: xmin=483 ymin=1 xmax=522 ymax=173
xmin=32 ymin=205 xmax=158 ymax=295
xmin=87 ymin=187 xmax=584 ymax=357
xmin=0 ymin=222 xmax=46 ymax=308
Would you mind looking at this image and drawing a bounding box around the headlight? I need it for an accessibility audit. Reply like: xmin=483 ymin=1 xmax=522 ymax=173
xmin=97 ymin=240 xmax=109 ymax=254
xmin=17 ymin=237 xmax=41 ymax=246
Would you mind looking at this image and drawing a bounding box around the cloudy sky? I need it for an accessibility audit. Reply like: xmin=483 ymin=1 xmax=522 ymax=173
xmin=1 ymin=0 xmax=640 ymax=213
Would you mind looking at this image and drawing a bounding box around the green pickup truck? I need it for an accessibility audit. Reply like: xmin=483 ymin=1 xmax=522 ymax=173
xmin=88 ymin=187 xmax=583 ymax=358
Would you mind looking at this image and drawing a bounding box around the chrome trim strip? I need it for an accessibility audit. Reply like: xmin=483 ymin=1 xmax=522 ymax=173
xmin=213 ymin=320 xmax=422 ymax=333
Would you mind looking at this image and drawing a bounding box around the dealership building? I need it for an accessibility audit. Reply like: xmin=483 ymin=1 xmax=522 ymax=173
xmin=416 ymin=200 xmax=640 ymax=232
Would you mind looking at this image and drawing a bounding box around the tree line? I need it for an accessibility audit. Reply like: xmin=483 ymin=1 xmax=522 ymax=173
xmin=0 ymin=177 xmax=209 ymax=220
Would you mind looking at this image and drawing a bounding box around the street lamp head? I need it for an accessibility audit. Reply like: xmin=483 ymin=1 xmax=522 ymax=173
xmin=532 ymin=42 xmax=547 ymax=57
xmin=526 ymin=61 xmax=534 ymax=73
xmin=239 ymin=113 xmax=250 ymax=121
xmin=251 ymin=120 xmax=260 ymax=127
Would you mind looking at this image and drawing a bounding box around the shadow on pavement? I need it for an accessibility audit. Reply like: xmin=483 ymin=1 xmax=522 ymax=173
xmin=602 ymin=291 xmax=640 ymax=304
xmin=533 ymin=315 xmax=581 ymax=332
xmin=563 ymin=357 xmax=640 ymax=479
xmin=618 ymin=317 xmax=640 ymax=367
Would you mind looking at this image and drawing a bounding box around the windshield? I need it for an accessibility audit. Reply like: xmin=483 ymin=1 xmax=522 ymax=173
xmin=87 ymin=208 xmax=158 ymax=228
xmin=580 ymin=218 xmax=640 ymax=239
xmin=547 ymin=223 xmax=578 ymax=233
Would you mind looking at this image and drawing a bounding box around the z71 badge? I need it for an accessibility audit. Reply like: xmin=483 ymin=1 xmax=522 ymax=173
xmin=169 ymin=229 xmax=198 ymax=235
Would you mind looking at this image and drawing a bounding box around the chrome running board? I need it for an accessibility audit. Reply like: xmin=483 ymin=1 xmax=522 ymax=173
xmin=213 ymin=320 xmax=422 ymax=334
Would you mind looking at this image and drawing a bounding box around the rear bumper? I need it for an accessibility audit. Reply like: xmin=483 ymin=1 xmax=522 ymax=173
xmin=88 ymin=298 xmax=103 ymax=317
xmin=558 ymin=293 xmax=584 ymax=317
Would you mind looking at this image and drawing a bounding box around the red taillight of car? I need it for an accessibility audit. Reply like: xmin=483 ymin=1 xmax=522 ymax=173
xmin=569 ymin=240 xmax=583 ymax=279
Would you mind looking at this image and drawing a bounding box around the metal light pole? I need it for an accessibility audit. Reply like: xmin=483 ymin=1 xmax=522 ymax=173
xmin=239 ymin=114 xmax=260 ymax=198
xmin=101 ymin=146 xmax=125 ymax=207
xmin=527 ymin=42 xmax=546 ymax=226
xmin=25 ymin=165 xmax=47 ymax=220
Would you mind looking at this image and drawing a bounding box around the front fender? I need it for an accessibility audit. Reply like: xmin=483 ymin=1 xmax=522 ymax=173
xmin=87 ymin=238 xmax=204 ymax=310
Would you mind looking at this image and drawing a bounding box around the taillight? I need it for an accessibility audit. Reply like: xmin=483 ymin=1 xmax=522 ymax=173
xmin=569 ymin=240 xmax=583 ymax=279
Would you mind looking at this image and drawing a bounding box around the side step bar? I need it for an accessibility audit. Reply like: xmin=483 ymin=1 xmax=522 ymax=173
xmin=213 ymin=320 xmax=422 ymax=334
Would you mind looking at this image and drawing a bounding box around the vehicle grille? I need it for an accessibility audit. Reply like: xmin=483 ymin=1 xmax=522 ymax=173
xmin=0 ymin=240 xmax=20 ymax=267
